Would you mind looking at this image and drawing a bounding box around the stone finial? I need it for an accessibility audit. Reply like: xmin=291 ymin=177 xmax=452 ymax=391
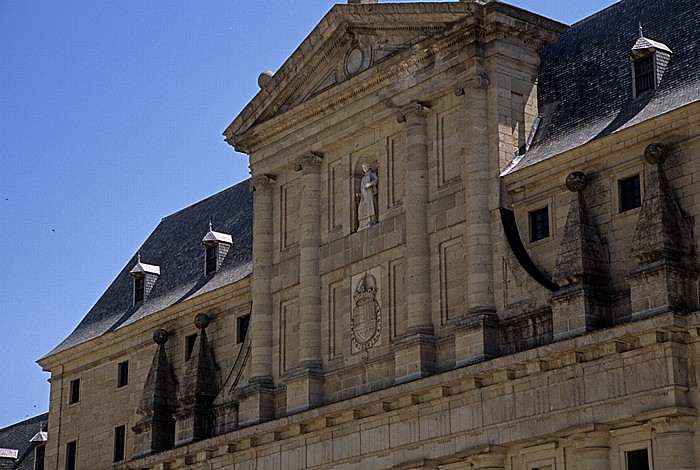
xmin=153 ymin=329 xmax=169 ymax=345
xmin=644 ymin=142 xmax=668 ymax=165
xmin=257 ymin=70 xmax=274 ymax=89
xmin=565 ymin=171 xmax=588 ymax=192
xmin=194 ymin=313 xmax=210 ymax=330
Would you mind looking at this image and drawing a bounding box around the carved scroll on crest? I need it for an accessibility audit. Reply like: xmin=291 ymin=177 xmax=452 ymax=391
xmin=351 ymin=273 xmax=382 ymax=352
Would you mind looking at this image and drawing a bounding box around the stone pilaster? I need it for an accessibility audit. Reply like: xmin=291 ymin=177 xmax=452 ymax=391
xmin=454 ymin=72 xmax=499 ymax=366
xmin=550 ymin=171 xmax=610 ymax=340
xmin=394 ymin=102 xmax=435 ymax=383
xmin=651 ymin=416 xmax=696 ymax=470
xmin=571 ymin=430 xmax=611 ymax=470
xmin=286 ymin=152 xmax=324 ymax=413
xmin=132 ymin=329 xmax=177 ymax=457
xmin=245 ymin=174 xmax=276 ymax=424
xmin=174 ymin=314 xmax=219 ymax=446
xmin=628 ymin=143 xmax=697 ymax=317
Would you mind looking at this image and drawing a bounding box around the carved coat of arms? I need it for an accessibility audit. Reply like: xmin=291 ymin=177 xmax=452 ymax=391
xmin=351 ymin=274 xmax=381 ymax=352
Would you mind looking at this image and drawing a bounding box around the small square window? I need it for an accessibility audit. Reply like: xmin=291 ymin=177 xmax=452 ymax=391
xmin=117 ymin=361 xmax=129 ymax=388
xmin=237 ymin=314 xmax=250 ymax=344
xmin=626 ymin=448 xmax=650 ymax=470
xmin=65 ymin=441 xmax=77 ymax=470
xmin=68 ymin=379 xmax=80 ymax=405
xmin=134 ymin=276 xmax=145 ymax=303
xmin=529 ymin=207 xmax=550 ymax=242
xmin=113 ymin=425 xmax=126 ymax=462
xmin=205 ymin=245 xmax=218 ymax=275
xmin=185 ymin=334 xmax=197 ymax=361
xmin=619 ymin=174 xmax=641 ymax=212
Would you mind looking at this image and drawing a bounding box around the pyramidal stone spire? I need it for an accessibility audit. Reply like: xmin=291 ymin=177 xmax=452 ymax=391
xmin=550 ymin=171 xmax=610 ymax=340
xmin=175 ymin=313 xmax=219 ymax=445
xmin=628 ymin=143 xmax=697 ymax=316
xmin=132 ymin=329 xmax=177 ymax=457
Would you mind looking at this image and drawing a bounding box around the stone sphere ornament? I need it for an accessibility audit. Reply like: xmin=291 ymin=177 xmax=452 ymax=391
xmin=194 ymin=313 xmax=211 ymax=330
xmin=153 ymin=328 xmax=169 ymax=345
xmin=644 ymin=142 xmax=668 ymax=165
xmin=257 ymin=70 xmax=274 ymax=89
xmin=565 ymin=171 xmax=588 ymax=192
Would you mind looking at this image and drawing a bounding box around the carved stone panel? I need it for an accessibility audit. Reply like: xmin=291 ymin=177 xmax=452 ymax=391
xmin=351 ymin=267 xmax=382 ymax=354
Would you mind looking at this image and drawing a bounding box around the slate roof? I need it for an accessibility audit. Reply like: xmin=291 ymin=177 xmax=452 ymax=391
xmin=43 ymin=180 xmax=253 ymax=358
xmin=0 ymin=413 xmax=48 ymax=470
xmin=504 ymin=0 xmax=700 ymax=173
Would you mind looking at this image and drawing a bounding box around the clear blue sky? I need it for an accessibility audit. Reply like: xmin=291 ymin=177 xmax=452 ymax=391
xmin=0 ymin=0 xmax=616 ymax=429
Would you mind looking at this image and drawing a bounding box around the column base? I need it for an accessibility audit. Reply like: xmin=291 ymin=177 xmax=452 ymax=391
xmin=628 ymin=259 xmax=698 ymax=319
xmin=284 ymin=364 xmax=324 ymax=414
xmin=238 ymin=378 xmax=275 ymax=426
xmin=453 ymin=312 xmax=499 ymax=367
xmin=393 ymin=331 xmax=436 ymax=384
xmin=551 ymin=283 xmax=609 ymax=341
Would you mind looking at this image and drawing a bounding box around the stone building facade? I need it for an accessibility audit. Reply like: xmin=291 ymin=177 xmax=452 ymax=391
xmin=38 ymin=0 xmax=700 ymax=469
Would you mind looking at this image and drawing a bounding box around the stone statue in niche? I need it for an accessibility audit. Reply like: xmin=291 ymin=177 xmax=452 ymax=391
xmin=351 ymin=273 xmax=382 ymax=353
xmin=356 ymin=162 xmax=378 ymax=230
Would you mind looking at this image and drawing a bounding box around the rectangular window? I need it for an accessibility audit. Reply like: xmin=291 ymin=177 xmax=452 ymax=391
xmin=626 ymin=448 xmax=650 ymax=470
xmin=205 ymin=245 xmax=218 ymax=275
xmin=117 ymin=361 xmax=129 ymax=388
xmin=237 ymin=314 xmax=250 ymax=343
xmin=65 ymin=441 xmax=77 ymax=470
xmin=113 ymin=425 xmax=126 ymax=462
xmin=34 ymin=444 xmax=45 ymax=470
xmin=634 ymin=54 xmax=655 ymax=95
xmin=185 ymin=334 xmax=197 ymax=361
xmin=619 ymin=174 xmax=641 ymax=212
xmin=529 ymin=207 xmax=550 ymax=242
xmin=68 ymin=379 xmax=80 ymax=405
xmin=134 ymin=276 xmax=145 ymax=303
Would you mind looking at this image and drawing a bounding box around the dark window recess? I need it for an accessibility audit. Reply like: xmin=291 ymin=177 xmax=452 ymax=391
xmin=134 ymin=276 xmax=145 ymax=303
xmin=113 ymin=425 xmax=126 ymax=462
xmin=34 ymin=444 xmax=45 ymax=470
xmin=65 ymin=441 xmax=77 ymax=470
xmin=619 ymin=175 xmax=642 ymax=212
xmin=68 ymin=379 xmax=80 ymax=404
xmin=634 ymin=54 xmax=655 ymax=94
xmin=529 ymin=207 xmax=550 ymax=242
xmin=185 ymin=334 xmax=197 ymax=361
xmin=117 ymin=361 xmax=129 ymax=388
xmin=238 ymin=314 xmax=251 ymax=343
xmin=205 ymin=245 xmax=218 ymax=275
xmin=626 ymin=448 xmax=650 ymax=470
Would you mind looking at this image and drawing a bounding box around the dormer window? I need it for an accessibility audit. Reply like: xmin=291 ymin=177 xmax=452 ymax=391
xmin=631 ymin=25 xmax=672 ymax=98
xmin=129 ymin=255 xmax=160 ymax=305
xmin=201 ymin=222 xmax=233 ymax=276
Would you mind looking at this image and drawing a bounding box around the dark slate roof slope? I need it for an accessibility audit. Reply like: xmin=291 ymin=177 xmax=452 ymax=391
xmin=44 ymin=180 xmax=253 ymax=358
xmin=0 ymin=413 xmax=48 ymax=470
xmin=505 ymin=0 xmax=700 ymax=173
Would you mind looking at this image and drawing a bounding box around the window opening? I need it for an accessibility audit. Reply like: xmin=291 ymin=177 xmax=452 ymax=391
xmin=65 ymin=441 xmax=77 ymax=470
xmin=619 ymin=174 xmax=641 ymax=212
xmin=634 ymin=55 xmax=655 ymax=94
xmin=117 ymin=361 xmax=129 ymax=388
xmin=626 ymin=449 xmax=650 ymax=470
xmin=237 ymin=314 xmax=250 ymax=343
xmin=205 ymin=245 xmax=218 ymax=275
xmin=185 ymin=334 xmax=197 ymax=361
xmin=68 ymin=379 xmax=80 ymax=405
xmin=113 ymin=425 xmax=126 ymax=462
xmin=529 ymin=207 xmax=550 ymax=242
xmin=134 ymin=276 xmax=145 ymax=303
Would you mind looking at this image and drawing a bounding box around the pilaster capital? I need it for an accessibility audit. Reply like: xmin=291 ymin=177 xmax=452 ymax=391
xmin=397 ymin=101 xmax=430 ymax=123
xmin=570 ymin=429 xmax=611 ymax=449
xmin=248 ymin=174 xmax=276 ymax=192
xmin=455 ymin=74 xmax=490 ymax=96
xmin=294 ymin=152 xmax=324 ymax=172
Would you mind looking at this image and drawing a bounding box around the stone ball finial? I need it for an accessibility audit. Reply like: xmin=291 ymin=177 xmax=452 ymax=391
xmin=194 ymin=313 xmax=211 ymax=330
xmin=153 ymin=328 xmax=169 ymax=345
xmin=257 ymin=70 xmax=274 ymax=89
xmin=644 ymin=142 xmax=668 ymax=164
xmin=565 ymin=171 xmax=588 ymax=192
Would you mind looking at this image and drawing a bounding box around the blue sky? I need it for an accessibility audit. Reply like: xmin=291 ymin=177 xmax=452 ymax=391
xmin=0 ymin=0 xmax=616 ymax=428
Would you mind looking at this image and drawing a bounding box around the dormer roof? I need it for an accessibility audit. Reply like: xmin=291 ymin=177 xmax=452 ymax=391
xmin=201 ymin=223 xmax=233 ymax=246
xmin=29 ymin=431 xmax=47 ymax=444
xmin=129 ymin=256 xmax=161 ymax=277
xmin=631 ymin=35 xmax=672 ymax=54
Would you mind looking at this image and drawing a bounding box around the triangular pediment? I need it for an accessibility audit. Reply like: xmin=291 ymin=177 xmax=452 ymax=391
xmin=226 ymin=2 xmax=479 ymax=147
